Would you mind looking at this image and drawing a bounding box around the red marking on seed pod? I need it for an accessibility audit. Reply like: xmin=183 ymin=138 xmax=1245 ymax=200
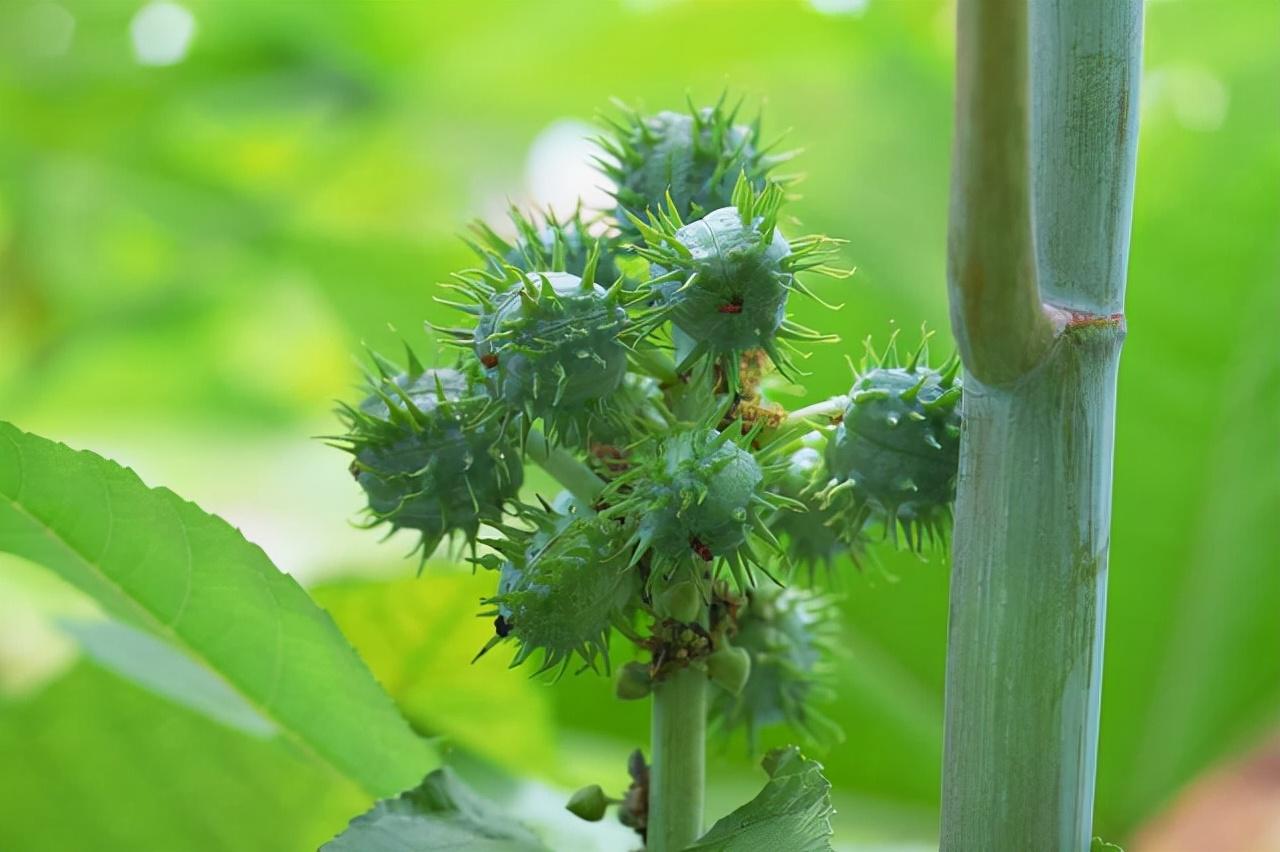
xmin=690 ymin=537 xmax=714 ymax=562
xmin=718 ymin=299 xmax=744 ymax=314
xmin=480 ymin=353 xmax=499 ymax=368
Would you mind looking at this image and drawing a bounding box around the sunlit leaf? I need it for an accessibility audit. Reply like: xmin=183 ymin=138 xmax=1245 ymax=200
xmin=60 ymin=617 xmax=274 ymax=737
xmin=313 ymin=573 xmax=561 ymax=779
xmin=322 ymin=768 xmax=549 ymax=852
xmin=0 ymin=421 xmax=436 ymax=796
xmin=685 ymin=746 xmax=834 ymax=852
xmin=0 ymin=664 xmax=367 ymax=852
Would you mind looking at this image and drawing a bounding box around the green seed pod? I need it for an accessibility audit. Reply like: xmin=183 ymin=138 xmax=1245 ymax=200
xmin=597 ymin=95 xmax=789 ymax=236
xmin=615 ymin=661 xmax=653 ymax=701
xmin=768 ymin=445 xmax=865 ymax=574
xmin=565 ymin=784 xmax=610 ymax=822
xmin=820 ymin=335 xmax=962 ymax=549
xmin=441 ymin=260 xmax=638 ymax=446
xmin=631 ymin=175 xmax=844 ymax=392
xmin=469 ymin=203 xmax=621 ymax=285
xmin=657 ymin=580 xmax=703 ymax=623
xmin=481 ymin=510 xmax=641 ymax=675
xmin=706 ymin=644 xmax=752 ymax=696
xmin=335 ymin=353 xmax=522 ymax=561
xmin=602 ymin=412 xmax=801 ymax=590
xmin=708 ymin=585 xmax=842 ymax=751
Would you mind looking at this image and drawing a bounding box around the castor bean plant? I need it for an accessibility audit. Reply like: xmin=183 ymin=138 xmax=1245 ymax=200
xmin=0 ymin=3 xmax=1141 ymax=844
xmin=328 ymin=95 xmax=963 ymax=852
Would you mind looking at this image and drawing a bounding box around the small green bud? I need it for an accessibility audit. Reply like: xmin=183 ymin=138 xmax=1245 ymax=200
xmin=657 ymin=581 xmax=702 ymax=623
xmin=707 ymin=645 xmax=752 ymax=696
xmin=615 ymin=661 xmax=653 ymax=701
xmin=565 ymin=784 xmax=609 ymax=822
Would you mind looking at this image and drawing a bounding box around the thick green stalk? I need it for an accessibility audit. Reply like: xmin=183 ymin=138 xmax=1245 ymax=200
xmin=524 ymin=428 xmax=606 ymax=507
xmin=941 ymin=323 xmax=1123 ymax=849
xmin=941 ymin=1 xmax=1142 ymax=849
xmin=648 ymin=665 xmax=707 ymax=852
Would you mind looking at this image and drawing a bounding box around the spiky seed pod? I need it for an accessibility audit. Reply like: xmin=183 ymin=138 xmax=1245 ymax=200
xmin=335 ymin=355 xmax=522 ymax=561
xmin=768 ymin=445 xmax=863 ymax=574
xmin=440 ymin=260 xmax=638 ymax=446
xmin=480 ymin=510 xmax=641 ymax=676
xmin=708 ymin=585 xmax=842 ymax=751
xmin=631 ymin=175 xmax=844 ymax=392
xmin=597 ymin=95 xmax=789 ymax=235
xmin=469 ymin=203 xmax=621 ymax=285
xmin=819 ymin=335 xmax=963 ymax=550
xmin=602 ymin=413 xmax=802 ymax=591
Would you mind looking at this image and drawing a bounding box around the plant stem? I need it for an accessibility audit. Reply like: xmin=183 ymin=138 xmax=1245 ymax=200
xmin=942 ymin=320 xmax=1123 ymax=850
xmin=646 ymin=335 xmax=716 ymax=850
xmin=631 ymin=345 xmax=681 ymax=386
xmin=784 ymin=395 xmax=847 ymax=425
xmin=648 ymin=664 xmax=706 ymax=852
xmin=947 ymin=0 xmax=1053 ymax=387
xmin=941 ymin=1 xmax=1142 ymax=849
xmin=524 ymin=428 xmax=606 ymax=507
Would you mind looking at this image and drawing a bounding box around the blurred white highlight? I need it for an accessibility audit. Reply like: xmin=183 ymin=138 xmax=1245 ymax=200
xmin=1143 ymin=65 xmax=1230 ymax=133
xmin=22 ymin=2 xmax=75 ymax=57
xmin=525 ymin=119 xmax=615 ymax=220
xmin=130 ymin=1 xmax=196 ymax=67
xmin=810 ymin=0 xmax=871 ymax=16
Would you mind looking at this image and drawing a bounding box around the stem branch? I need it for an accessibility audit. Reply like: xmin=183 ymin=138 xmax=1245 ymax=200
xmin=631 ymin=346 xmax=681 ymax=386
xmin=948 ymin=0 xmax=1054 ymax=386
xmin=524 ymin=428 xmax=606 ymax=507
xmin=941 ymin=1 xmax=1142 ymax=849
xmin=648 ymin=665 xmax=706 ymax=852
xmin=784 ymin=395 xmax=847 ymax=425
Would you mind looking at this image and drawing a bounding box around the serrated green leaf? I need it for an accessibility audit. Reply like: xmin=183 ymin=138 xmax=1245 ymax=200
xmin=322 ymin=767 xmax=550 ymax=852
xmin=685 ymin=746 xmax=834 ymax=852
xmin=60 ymin=617 xmax=275 ymax=738
xmin=0 ymin=663 xmax=368 ymax=852
xmin=313 ymin=574 xmax=560 ymax=778
xmin=0 ymin=421 xmax=436 ymax=797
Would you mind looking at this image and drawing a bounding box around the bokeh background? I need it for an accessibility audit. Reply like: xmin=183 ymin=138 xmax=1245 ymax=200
xmin=1 ymin=1 xmax=1277 ymax=850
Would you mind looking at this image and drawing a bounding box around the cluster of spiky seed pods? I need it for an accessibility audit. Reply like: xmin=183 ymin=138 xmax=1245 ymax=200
xmin=334 ymin=94 xmax=962 ymax=757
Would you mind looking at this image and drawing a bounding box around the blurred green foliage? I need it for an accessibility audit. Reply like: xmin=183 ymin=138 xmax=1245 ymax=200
xmin=0 ymin=0 xmax=1276 ymax=849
